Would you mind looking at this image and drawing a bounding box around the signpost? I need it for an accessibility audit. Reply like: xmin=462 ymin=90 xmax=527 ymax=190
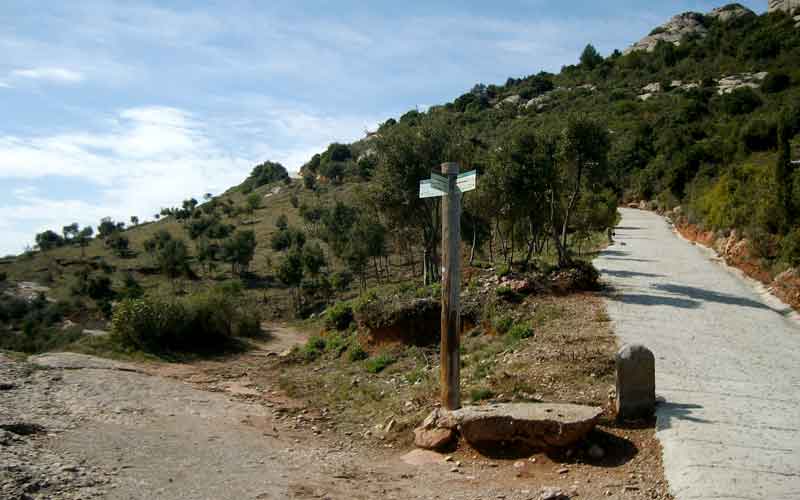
xmin=419 ymin=163 xmax=477 ymax=410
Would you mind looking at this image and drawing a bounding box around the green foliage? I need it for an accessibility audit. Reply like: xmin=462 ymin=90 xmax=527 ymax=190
xmin=469 ymin=387 xmax=495 ymax=402
xmin=780 ymin=229 xmax=800 ymax=267
xmin=325 ymin=302 xmax=354 ymax=331
xmin=222 ymin=230 xmax=257 ymax=275
xmin=492 ymin=314 xmax=514 ymax=335
xmin=301 ymin=335 xmax=327 ymax=361
xmin=110 ymin=287 xmax=258 ymax=353
xmin=364 ymin=353 xmax=396 ymax=373
xmin=763 ymin=72 xmax=791 ymax=94
xmin=718 ymin=87 xmax=762 ymax=115
xmin=508 ymin=322 xmax=535 ymax=341
xmin=347 ymin=342 xmax=368 ymax=362
xmin=241 ymin=161 xmax=289 ymax=191
xmin=580 ymin=44 xmax=603 ymax=69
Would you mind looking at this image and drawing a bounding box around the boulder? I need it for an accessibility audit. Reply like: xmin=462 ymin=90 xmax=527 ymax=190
xmin=421 ymin=403 xmax=603 ymax=450
xmin=615 ymin=344 xmax=656 ymax=420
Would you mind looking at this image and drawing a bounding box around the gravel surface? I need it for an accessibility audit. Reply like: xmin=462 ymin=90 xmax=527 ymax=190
xmin=595 ymin=208 xmax=800 ymax=500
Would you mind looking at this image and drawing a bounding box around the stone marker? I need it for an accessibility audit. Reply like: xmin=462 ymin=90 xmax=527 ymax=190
xmin=615 ymin=344 xmax=655 ymax=420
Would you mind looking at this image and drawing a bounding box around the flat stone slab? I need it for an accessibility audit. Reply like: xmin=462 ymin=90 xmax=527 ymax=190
xmin=420 ymin=403 xmax=603 ymax=450
xmin=400 ymin=449 xmax=447 ymax=466
xmin=29 ymin=353 xmax=141 ymax=372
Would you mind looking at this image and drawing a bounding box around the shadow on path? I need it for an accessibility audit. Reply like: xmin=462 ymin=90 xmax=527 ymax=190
xmin=602 ymin=270 xmax=664 ymax=279
xmin=652 ymin=284 xmax=771 ymax=311
xmin=656 ymin=402 xmax=709 ymax=431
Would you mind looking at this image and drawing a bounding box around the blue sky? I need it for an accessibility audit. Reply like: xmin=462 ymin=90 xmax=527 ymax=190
xmin=0 ymin=0 xmax=764 ymax=255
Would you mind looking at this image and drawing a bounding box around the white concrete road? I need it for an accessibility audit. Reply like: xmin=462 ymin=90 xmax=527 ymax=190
xmin=595 ymin=208 xmax=800 ymax=500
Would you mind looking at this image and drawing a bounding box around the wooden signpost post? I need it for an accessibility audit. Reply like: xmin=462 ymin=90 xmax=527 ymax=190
xmin=419 ymin=163 xmax=477 ymax=410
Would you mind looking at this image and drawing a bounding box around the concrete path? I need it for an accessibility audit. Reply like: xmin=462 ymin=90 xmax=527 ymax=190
xmin=595 ymin=208 xmax=800 ymax=500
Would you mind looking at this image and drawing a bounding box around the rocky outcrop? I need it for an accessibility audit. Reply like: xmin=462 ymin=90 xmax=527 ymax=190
xmin=625 ymin=12 xmax=707 ymax=54
xmin=626 ymin=4 xmax=755 ymax=54
xmin=708 ymin=4 xmax=756 ymax=22
xmin=769 ymin=0 xmax=800 ymax=13
xmin=717 ymin=72 xmax=768 ymax=94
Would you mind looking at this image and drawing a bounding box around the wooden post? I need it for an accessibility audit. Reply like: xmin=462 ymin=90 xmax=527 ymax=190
xmin=440 ymin=162 xmax=462 ymax=410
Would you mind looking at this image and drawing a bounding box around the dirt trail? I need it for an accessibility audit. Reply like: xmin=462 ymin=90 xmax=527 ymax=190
xmin=2 ymin=325 xmax=580 ymax=500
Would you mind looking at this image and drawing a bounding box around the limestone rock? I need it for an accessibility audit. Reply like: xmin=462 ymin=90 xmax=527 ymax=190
xmin=769 ymin=0 xmax=800 ymax=14
xmin=426 ymin=403 xmax=603 ymax=449
xmin=625 ymin=12 xmax=707 ymax=54
xmin=717 ymin=72 xmax=768 ymax=95
xmin=708 ymin=4 xmax=755 ymax=22
xmin=615 ymin=344 xmax=656 ymax=420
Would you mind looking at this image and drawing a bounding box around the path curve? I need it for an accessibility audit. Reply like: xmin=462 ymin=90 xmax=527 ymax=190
xmin=595 ymin=208 xmax=800 ymax=500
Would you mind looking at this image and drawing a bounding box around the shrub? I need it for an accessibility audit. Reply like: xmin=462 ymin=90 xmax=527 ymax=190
xmin=496 ymin=264 xmax=511 ymax=278
xmin=492 ymin=314 xmax=514 ymax=335
xmin=301 ymin=336 xmax=326 ymax=361
xmin=0 ymin=271 xmax=7 ymax=282
xmin=470 ymin=387 xmax=495 ymax=402
xmin=347 ymin=342 xmax=369 ymax=362
xmin=110 ymin=289 xmax=256 ymax=353
xmin=508 ymin=322 xmax=534 ymax=341
xmin=718 ymin=87 xmax=762 ymax=115
xmin=496 ymin=286 xmax=522 ymax=302
xmin=324 ymin=332 xmax=348 ymax=357
xmin=325 ymin=302 xmax=354 ymax=330
xmin=365 ymin=353 xmax=396 ymax=373
xmin=762 ymin=72 xmax=791 ymax=94
xmin=780 ymin=229 xmax=800 ymax=267
xmin=330 ymin=271 xmax=353 ymax=291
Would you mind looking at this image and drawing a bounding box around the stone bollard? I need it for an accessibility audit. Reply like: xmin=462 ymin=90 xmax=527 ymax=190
xmin=615 ymin=344 xmax=655 ymax=420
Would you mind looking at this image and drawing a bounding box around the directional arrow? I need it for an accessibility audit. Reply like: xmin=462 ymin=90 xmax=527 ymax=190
xmin=419 ymin=180 xmax=447 ymax=199
xmin=456 ymin=170 xmax=477 ymax=192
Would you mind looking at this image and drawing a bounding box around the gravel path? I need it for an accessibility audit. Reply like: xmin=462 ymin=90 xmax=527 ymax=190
xmin=595 ymin=208 xmax=800 ymax=500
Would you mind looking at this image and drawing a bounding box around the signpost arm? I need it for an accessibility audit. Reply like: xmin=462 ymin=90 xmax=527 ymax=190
xmin=440 ymin=162 xmax=462 ymax=410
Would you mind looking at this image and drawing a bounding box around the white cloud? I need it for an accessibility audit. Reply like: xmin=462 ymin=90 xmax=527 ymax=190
xmin=0 ymin=103 xmax=379 ymax=255
xmin=10 ymin=66 xmax=85 ymax=84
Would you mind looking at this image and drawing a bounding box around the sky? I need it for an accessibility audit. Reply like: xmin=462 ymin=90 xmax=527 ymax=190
xmin=0 ymin=0 xmax=764 ymax=256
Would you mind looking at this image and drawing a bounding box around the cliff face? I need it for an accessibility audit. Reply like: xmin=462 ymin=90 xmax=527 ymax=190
xmin=768 ymin=0 xmax=800 ymax=13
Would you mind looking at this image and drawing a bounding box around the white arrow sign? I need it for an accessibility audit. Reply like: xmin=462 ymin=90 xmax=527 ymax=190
xmin=419 ymin=180 xmax=447 ymax=199
xmin=457 ymin=170 xmax=477 ymax=192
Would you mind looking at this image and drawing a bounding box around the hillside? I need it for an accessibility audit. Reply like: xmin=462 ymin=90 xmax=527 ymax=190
xmin=2 ymin=3 xmax=800 ymax=354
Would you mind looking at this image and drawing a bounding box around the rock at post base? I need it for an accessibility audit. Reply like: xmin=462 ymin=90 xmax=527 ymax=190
xmin=416 ymin=403 xmax=602 ymax=452
xmin=414 ymin=427 xmax=456 ymax=451
xmin=615 ymin=344 xmax=656 ymax=420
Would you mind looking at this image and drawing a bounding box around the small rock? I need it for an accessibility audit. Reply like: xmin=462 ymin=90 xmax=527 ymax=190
xmin=414 ymin=427 xmax=456 ymax=451
xmin=540 ymin=486 xmax=570 ymax=500
xmin=557 ymin=467 xmax=569 ymax=474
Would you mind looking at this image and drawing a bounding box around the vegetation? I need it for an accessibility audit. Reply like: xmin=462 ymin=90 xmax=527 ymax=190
xmin=4 ymin=7 xmax=800 ymax=357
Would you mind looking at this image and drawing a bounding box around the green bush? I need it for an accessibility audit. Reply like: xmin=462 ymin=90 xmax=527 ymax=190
xmin=508 ymin=322 xmax=534 ymax=341
xmin=762 ymin=72 xmax=791 ymax=94
xmin=330 ymin=271 xmax=353 ymax=291
xmin=325 ymin=302 xmax=354 ymax=331
xmin=347 ymin=342 xmax=369 ymax=362
xmin=470 ymin=387 xmax=495 ymax=402
xmin=496 ymin=264 xmax=511 ymax=278
xmin=492 ymin=314 xmax=514 ymax=335
xmin=301 ymin=336 xmax=326 ymax=361
xmin=780 ymin=229 xmax=800 ymax=267
xmin=365 ymin=353 xmax=396 ymax=373
xmin=110 ymin=289 xmax=257 ymax=353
